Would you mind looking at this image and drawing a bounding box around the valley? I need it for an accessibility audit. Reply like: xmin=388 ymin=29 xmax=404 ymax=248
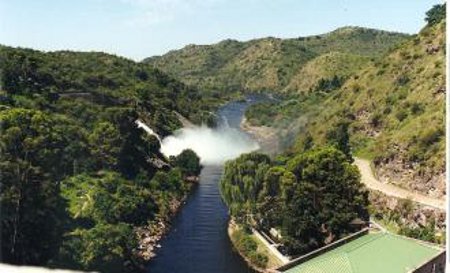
xmin=0 ymin=2 xmax=446 ymax=273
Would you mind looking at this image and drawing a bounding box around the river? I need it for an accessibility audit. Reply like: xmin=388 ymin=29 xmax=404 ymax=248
xmin=147 ymin=97 xmax=264 ymax=273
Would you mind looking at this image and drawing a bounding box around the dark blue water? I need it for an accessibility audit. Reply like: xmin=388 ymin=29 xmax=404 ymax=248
xmin=147 ymin=97 xmax=263 ymax=273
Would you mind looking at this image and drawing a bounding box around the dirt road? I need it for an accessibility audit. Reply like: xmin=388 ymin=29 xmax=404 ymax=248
xmin=354 ymin=158 xmax=445 ymax=210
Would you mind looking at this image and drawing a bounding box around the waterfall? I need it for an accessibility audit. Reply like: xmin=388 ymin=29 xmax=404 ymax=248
xmin=136 ymin=119 xmax=258 ymax=165
xmin=136 ymin=120 xmax=162 ymax=143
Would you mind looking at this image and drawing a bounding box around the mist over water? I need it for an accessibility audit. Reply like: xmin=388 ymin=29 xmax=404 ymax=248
xmin=160 ymin=125 xmax=259 ymax=165
xmin=147 ymin=97 xmax=265 ymax=273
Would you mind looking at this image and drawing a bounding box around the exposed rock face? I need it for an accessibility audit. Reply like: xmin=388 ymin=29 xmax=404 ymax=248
xmin=373 ymin=151 xmax=446 ymax=199
xmin=369 ymin=190 xmax=446 ymax=231
xmin=135 ymin=219 xmax=168 ymax=261
xmin=133 ymin=181 xmax=196 ymax=263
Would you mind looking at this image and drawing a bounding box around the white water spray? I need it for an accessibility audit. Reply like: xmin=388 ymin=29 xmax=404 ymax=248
xmin=160 ymin=125 xmax=259 ymax=165
xmin=136 ymin=119 xmax=259 ymax=165
xmin=136 ymin=120 xmax=162 ymax=143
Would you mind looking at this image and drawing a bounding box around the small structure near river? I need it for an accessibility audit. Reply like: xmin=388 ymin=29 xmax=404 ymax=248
xmin=273 ymin=228 xmax=445 ymax=273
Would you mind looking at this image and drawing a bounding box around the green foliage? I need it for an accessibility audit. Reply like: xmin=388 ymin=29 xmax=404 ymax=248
xmin=425 ymin=4 xmax=446 ymax=26
xmin=399 ymin=221 xmax=440 ymax=243
xmin=221 ymin=147 xmax=369 ymax=256
xmin=314 ymin=75 xmax=345 ymax=92
xmin=0 ymin=46 xmax=205 ymax=270
xmin=146 ymin=28 xmax=408 ymax=94
xmin=282 ymin=147 xmax=368 ymax=253
xmin=56 ymin=223 xmax=137 ymax=272
xmin=0 ymin=108 xmax=86 ymax=264
xmin=61 ymin=172 xmax=157 ymax=225
xmin=88 ymin=122 xmax=121 ymax=170
xmin=244 ymin=102 xmax=278 ymax=126
xmin=395 ymin=109 xmax=408 ymax=122
xmin=170 ymin=149 xmax=202 ymax=177
xmin=325 ymin=121 xmax=353 ymax=162
xmin=231 ymin=229 xmax=268 ymax=268
xmin=220 ymin=152 xmax=271 ymax=220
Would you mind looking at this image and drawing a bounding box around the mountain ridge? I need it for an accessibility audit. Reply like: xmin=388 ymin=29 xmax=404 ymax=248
xmin=144 ymin=26 xmax=409 ymax=93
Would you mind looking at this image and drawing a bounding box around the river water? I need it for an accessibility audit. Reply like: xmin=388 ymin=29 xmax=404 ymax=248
xmin=147 ymin=98 xmax=262 ymax=273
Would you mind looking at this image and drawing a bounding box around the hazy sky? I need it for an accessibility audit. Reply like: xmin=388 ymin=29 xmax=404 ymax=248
xmin=0 ymin=0 xmax=443 ymax=60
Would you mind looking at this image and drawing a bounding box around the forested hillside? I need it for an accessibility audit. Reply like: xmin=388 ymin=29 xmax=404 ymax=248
xmin=0 ymin=3 xmax=445 ymax=272
xmin=244 ymin=6 xmax=446 ymax=199
xmin=223 ymin=5 xmax=446 ymax=266
xmin=0 ymin=47 xmax=210 ymax=272
xmin=145 ymin=28 xmax=408 ymax=93
xmin=291 ymin=16 xmax=446 ymax=198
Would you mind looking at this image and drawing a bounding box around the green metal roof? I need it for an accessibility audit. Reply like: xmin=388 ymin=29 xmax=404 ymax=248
xmin=283 ymin=232 xmax=441 ymax=273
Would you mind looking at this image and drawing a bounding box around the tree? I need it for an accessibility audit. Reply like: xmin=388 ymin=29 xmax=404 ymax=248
xmin=0 ymin=108 xmax=87 ymax=265
xmin=61 ymin=172 xmax=157 ymax=226
xmin=220 ymin=147 xmax=369 ymax=256
xmin=325 ymin=121 xmax=353 ymax=162
xmin=88 ymin=122 xmax=121 ymax=170
xmin=425 ymin=4 xmax=446 ymax=26
xmin=0 ymin=45 xmax=220 ymax=272
xmin=170 ymin=149 xmax=202 ymax=177
xmin=284 ymin=146 xmax=369 ymax=254
xmin=55 ymin=223 xmax=137 ymax=272
xmin=220 ymin=152 xmax=271 ymax=221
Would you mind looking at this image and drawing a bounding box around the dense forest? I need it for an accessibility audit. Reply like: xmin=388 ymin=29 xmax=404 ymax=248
xmin=0 ymin=47 xmax=209 ymax=272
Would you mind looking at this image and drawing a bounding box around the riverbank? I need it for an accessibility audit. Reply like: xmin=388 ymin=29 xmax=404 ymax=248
xmin=228 ymin=220 xmax=285 ymax=273
xmin=227 ymin=220 xmax=267 ymax=273
xmin=134 ymin=178 xmax=198 ymax=267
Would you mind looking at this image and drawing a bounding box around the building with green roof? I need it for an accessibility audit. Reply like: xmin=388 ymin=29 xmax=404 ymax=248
xmin=276 ymin=231 xmax=445 ymax=273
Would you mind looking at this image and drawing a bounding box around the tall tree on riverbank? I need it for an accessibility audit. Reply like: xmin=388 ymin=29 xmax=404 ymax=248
xmin=220 ymin=147 xmax=369 ymax=255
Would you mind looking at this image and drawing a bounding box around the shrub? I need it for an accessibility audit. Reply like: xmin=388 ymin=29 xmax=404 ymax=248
xmin=395 ymin=75 xmax=410 ymax=86
xmin=383 ymin=106 xmax=392 ymax=115
xmin=420 ymin=128 xmax=444 ymax=146
xmin=410 ymin=102 xmax=424 ymax=115
xmin=395 ymin=109 xmax=408 ymax=121
xmin=232 ymin=229 xmax=268 ymax=268
xmin=170 ymin=149 xmax=202 ymax=177
xmin=249 ymin=251 xmax=268 ymax=268
xmin=370 ymin=112 xmax=383 ymax=127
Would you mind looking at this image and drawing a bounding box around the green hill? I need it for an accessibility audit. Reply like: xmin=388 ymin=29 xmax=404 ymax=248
xmin=0 ymin=46 xmax=215 ymax=271
xmin=305 ymin=20 xmax=445 ymax=198
xmin=284 ymin=52 xmax=371 ymax=92
xmin=145 ymin=27 xmax=408 ymax=93
xmin=250 ymin=19 xmax=445 ymax=199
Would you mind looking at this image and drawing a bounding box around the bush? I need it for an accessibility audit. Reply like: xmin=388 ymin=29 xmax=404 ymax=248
xmin=410 ymin=102 xmax=424 ymax=115
xmin=395 ymin=109 xmax=408 ymax=121
xmin=171 ymin=149 xmax=202 ymax=177
xmin=420 ymin=128 xmax=444 ymax=146
xmin=399 ymin=221 xmax=438 ymax=243
xmin=248 ymin=251 xmax=268 ymax=268
xmin=395 ymin=75 xmax=410 ymax=86
xmin=232 ymin=230 xmax=268 ymax=269
xmin=370 ymin=112 xmax=383 ymax=127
